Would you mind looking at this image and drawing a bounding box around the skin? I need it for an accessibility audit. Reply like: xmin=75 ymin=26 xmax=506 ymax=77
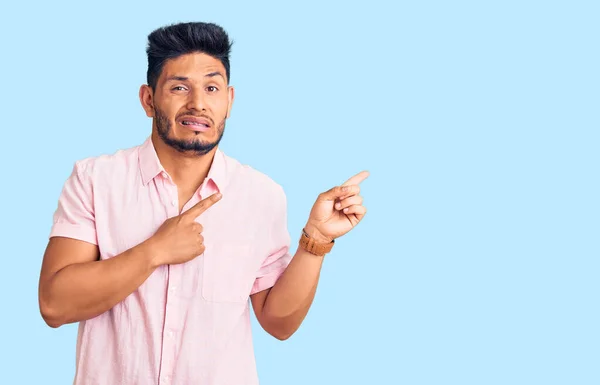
xmin=38 ymin=52 xmax=368 ymax=341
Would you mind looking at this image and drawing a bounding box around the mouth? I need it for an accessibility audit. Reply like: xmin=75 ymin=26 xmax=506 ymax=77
xmin=178 ymin=116 xmax=211 ymax=132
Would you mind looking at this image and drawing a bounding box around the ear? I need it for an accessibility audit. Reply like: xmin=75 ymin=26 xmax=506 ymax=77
xmin=139 ymin=84 xmax=155 ymax=118
xmin=226 ymin=86 xmax=235 ymax=119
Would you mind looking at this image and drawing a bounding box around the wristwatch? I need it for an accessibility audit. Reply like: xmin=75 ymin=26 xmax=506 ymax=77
xmin=299 ymin=228 xmax=334 ymax=256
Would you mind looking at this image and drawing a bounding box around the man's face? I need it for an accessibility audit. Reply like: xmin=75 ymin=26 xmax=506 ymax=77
xmin=145 ymin=52 xmax=234 ymax=155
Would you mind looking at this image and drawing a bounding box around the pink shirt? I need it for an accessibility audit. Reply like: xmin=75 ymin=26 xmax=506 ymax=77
xmin=49 ymin=137 xmax=292 ymax=385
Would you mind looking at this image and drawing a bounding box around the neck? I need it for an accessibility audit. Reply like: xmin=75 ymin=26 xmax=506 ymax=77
xmin=150 ymin=131 xmax=216 ymax=191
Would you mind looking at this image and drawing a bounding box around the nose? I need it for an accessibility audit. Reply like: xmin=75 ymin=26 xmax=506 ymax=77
xmin=186 ymin=88 xmax=206 ymax=112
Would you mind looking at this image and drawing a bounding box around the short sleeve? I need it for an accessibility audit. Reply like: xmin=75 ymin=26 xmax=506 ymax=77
xmin=49 ymin=162 xmax=97 ymax=245
xmin=250 ymin=185 xmax=293 ymax=295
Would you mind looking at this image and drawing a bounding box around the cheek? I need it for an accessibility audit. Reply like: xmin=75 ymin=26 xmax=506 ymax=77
xmin=158 ymin=97 xmax=183 ymax=115
xmin=211 ymin=95 xmax=230 ymax=113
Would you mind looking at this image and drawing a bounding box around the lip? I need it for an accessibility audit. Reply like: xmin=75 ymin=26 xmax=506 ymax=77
xmin=177 ymin=116 xmax=211 ymax=132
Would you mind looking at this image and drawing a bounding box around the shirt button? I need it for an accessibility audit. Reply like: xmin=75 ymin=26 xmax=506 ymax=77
xmin=170 ymin=286 xmax=177 ymax=292
xmin=171 ymin=200 xmax=176 ymax=207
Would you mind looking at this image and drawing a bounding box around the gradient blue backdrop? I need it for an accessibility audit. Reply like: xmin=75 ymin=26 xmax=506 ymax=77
xmin=0 ymin=1 xmax=598 ymax=384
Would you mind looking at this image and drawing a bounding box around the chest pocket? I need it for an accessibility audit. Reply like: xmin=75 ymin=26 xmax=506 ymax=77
xmin=201 ymin=241 xmax=257 ymax=304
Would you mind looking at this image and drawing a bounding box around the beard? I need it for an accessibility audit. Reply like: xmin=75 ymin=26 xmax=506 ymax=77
xmin=154 ymin=106 xmax=226 ymax=156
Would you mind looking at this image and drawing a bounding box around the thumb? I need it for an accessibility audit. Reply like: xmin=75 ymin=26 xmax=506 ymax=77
xmin=319 ymin=185 xmax=359 ymax=201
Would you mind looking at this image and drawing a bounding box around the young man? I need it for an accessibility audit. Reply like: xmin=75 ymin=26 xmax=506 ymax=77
xmin=38 ymin=22 xmax=368 ymax=385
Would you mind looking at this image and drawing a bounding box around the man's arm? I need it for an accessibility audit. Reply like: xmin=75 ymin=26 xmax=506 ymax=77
xmin=38 ymin=237 xmax=158 ymax=328
xmin=251 ymin=171 xmax=369 ymax=340
xmin=250 ymin=244 xmax=325 ymax=340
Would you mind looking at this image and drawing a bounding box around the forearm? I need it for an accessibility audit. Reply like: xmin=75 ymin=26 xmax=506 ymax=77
xmin=40 ymin=240 xmax=158 ymax=327
xmin=262 ymin=247 xmax=325 ymax=337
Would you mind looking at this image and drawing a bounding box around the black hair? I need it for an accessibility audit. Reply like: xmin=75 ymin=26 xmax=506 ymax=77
xmin=146 ymin=22 xmax=233 ymax=90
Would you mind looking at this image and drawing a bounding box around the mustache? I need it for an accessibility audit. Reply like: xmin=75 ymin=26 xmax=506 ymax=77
xmin=175 ymin=111 xmax=215 ymax=126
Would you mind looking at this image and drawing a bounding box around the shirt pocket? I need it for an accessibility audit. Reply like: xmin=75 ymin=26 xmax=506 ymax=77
xmin=201 ymin=242 xmax=256 ymax=304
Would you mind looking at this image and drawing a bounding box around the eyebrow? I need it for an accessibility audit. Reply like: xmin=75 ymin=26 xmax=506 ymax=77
xmin=205 ymin=71 xmax=225 ymax=79
xmin=166 ymin=76 xmax=189 ymax=82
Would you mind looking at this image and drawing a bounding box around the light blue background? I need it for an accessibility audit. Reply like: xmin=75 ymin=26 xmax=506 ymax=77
xmin=0 ymin=0 xmax=598 ymax=384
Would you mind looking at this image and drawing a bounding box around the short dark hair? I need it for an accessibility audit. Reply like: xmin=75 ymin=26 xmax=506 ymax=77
xmin=146 ymin=22 xmax=233 ymax=90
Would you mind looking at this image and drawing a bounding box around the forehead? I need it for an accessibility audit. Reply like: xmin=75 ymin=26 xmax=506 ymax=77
xmin=159 ymin=52 xmax=226 ymax=82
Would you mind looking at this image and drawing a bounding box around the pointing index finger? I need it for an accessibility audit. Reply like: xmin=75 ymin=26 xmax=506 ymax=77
xmin=342 ymin=170 xmax=370 ymax=186
xmin=185 ymin=192 xmax=222 ymax=218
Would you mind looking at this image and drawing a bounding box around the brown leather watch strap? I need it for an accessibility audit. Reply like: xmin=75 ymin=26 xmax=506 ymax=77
xmin=299 ymin=228 xmax=334 ymax=256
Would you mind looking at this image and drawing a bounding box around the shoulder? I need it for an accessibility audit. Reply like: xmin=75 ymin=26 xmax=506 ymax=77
xmin=71 ymin=143 xmax=142 ymax=178
xmin=222 ymin=152 xmax=287 ymax=207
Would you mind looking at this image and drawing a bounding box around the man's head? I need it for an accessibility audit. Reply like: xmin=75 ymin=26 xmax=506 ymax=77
xmin=140 ymin=22 xmax=234 ymax=156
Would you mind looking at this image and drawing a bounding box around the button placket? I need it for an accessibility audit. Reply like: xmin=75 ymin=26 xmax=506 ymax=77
xmin=158 ymin=173 xmax=179 ymax=218
xmin=159 ymin=272 xmax=181 ymax=384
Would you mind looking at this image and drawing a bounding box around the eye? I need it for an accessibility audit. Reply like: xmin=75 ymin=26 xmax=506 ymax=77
xmin=207 ymin=86 xmax=218 ymax=92
xmin=172 ymin=86 xmax=187 ymax=91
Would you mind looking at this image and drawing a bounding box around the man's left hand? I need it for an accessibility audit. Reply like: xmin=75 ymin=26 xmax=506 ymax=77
xmin=304 ymin=170 xmax=370 ymax=243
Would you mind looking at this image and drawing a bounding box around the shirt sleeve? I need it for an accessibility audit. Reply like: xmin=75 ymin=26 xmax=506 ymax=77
xmin=48 ymin=161 xmax=97 ymax=245
xmin=250 ymin=185 xmax=293 ymax=295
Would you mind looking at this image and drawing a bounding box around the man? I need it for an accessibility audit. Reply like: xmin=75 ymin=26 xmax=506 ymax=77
xmin=38 ymin=22 xmax=368 ymax=385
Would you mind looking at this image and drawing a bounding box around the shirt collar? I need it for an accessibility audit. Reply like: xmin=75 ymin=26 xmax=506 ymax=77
xmin=138 ymin=136 xmax=229 ymax=192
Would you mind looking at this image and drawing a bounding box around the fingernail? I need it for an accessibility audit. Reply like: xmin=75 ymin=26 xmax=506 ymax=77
xmin=335 ymin=203 xmax=341 ymax=209
xmin=342 ymin=186 xmax=349 ymax=192
xmin=215 ymin=193 xmax=222 ymax=199
xmin=343 ymin=208 xmax=349 ymax=213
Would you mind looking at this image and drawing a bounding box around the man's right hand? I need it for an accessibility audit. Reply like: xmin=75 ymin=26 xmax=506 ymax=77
xmin=147 ymin=192 xmax=222 ymax=267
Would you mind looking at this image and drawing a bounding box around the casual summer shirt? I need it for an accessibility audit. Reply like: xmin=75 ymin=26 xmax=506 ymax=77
xmin=49 ymin=136 xmax=292 ymax=385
